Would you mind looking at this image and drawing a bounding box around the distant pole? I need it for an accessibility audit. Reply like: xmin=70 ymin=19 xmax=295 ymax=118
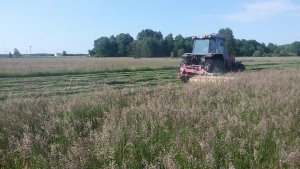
xmin=29 ymin=46 xmax=32 ymax=56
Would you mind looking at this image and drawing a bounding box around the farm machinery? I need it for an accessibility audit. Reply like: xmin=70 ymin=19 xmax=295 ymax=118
xmin=179 ymin=34 xmax=245 ymax=82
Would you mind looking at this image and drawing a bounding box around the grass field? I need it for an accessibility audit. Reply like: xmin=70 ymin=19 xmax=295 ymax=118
xmin=0 ymin=57 xmax=299 ymax=77
xmin=0 ymin=57 xmax=300 ymax=168
xmin=0 ymin=57 xmax=300 ymax=100
xmin=0 ymin=57 xmax=179 ymax=78
xmin=236 ymin=57 xmax=300 ymax=71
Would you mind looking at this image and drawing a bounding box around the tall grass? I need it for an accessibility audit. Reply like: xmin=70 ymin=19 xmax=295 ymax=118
xmin=0 ymin=69 xmax=299 ymax=168
xmin=1 ymin=57 xmax=299 ymax=78
xmin=0 ymin=57 xmax=180 ymax=78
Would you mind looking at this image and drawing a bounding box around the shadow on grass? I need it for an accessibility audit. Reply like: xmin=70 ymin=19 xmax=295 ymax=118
xmin=105 ymin=80 xmax=128 ymax=85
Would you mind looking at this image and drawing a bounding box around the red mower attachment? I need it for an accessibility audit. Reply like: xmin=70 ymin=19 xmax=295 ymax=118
xmin=179 ymin=64 xmax=213 ymax=82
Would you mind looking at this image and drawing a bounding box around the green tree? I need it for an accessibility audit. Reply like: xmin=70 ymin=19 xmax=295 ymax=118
xmin=257 ymin=43 xmax=267 ymax=55
xmin=164 ymin=34 xmax=174 ymax=57
xmin=290 ymin=41 xmax=300 ymax=56
xmin=137 ymin=29 xmax=163 ymax=41
xmin=62 ymin=51 xmax=67 ymax=56
xmin=13 ymin=48 xmax=22 ymax=57
xmin=116 ymin=33 xmax=134 ymax=56
xmin=218 ymin=28 xmax=236 ymax=55
xmin=134 ymin=29 xmax=165 ymax=57
xmin=109 ymin=36 xmax=118 ymax=56
xmin=279 ymin=48 xmax=288 ymax=56
xmin=89 ymin=28 xmax=300 ymax=58
xmin=184 ymin=37 xmax=193 ymax=53
xmin=173 ymin=35 xmax=185 ymax=57
xmin=236 ymin=39 xmax=260 ymax=56
xmin=253 ymin=51 xmax=262 ymax=57
xmin=91 ymin=37 xmax=114 ymax=57
xmin=267 ymin=43 xmax=277 ymax=54
xmin=88 ymin=49 xmax=95 ymax=56
xmin=177 ymin=49 xmax=185 ymax=57
xmin=141 ymin=38 xmax=155 ymax=57
xmin=235 ymin=39 xmax=244 ymax=56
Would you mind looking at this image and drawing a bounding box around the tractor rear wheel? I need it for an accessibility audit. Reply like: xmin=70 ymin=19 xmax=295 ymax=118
xmin=180 ymin=77 xmax=189 ymax=83
xmin=209 ymin=59 xmax=226 ymax=74
xmin=237 ymin=64 xmax=245 ymax=72
xmin=233 ymin=63 xmax=246 ymax=72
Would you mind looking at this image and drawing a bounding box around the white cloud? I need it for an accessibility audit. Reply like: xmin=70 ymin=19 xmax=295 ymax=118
xmin=224 ymin=0 xmax=300 ymax=22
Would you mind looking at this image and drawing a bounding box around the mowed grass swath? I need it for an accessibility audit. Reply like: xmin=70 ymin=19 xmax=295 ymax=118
xmin=0 ymin=57 xmax=300 ymax=168
xmin=1 ymin=57 xmax=299 ymax=100
xmin=0 ymin=69 xmax=180 ymax=100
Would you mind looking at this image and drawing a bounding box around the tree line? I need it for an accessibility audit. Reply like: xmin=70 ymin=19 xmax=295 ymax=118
xmin=89 ymin=28 xmax=300 ymax=57
xmin=88 ymin=30 xmax=192 ymax=58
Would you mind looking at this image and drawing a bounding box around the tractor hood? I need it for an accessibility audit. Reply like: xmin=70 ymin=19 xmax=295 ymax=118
xmin=182 ymin=53 xmax=215 ymax=57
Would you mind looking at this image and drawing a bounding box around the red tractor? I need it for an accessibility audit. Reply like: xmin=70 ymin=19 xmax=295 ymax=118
xmin=179 ymin=34 xmax=245 ymax=82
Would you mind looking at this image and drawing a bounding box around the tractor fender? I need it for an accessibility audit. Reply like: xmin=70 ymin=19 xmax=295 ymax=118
xmin=182 ymin=53 xmax=193 ymax=57
xmin=226 ymin=55 xmax=235 ymax=71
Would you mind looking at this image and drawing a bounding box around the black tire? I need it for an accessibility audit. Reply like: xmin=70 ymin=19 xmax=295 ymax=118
xmin=210 ymin=59 xmax=226 ymax=74
xmin=180 ymin=77 xmax=189 ymax=83
xmin=234 ymin=63 xmax=246 ymax=72
xmin=238 ymin=64 xmax=245 ymax=72
xmin=204 ymin=60 xmax=212 ymax=72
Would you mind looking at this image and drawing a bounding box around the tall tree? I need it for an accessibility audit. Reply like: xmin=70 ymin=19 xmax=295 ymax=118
xmin=164 ymin=34 xmax=174 ymax=57
xmin=185 ymin=37 xmax=193 ymax=53
xmin=116 ymin=33 xmax=134 ymax=56
xmin=13 ymin=48 xmax=22 ymax=57
xmin=135 ymin=29 xmax=165 ymax=57
xmin=137 ymin=29 xmax=163 ymax=41
xmin=235 ymin=39 xmax=243 ymax=56
xmin=109 ymin=35 xmax=118 ymax=56
xmin=62 ymin=51 xmax=67 ymax=56
xmin=290 ymin=41 xmax=300 ymax=56
xmin=218 ymin=28 xmax=236 ymax=55
xmin=88 ymin=50 xmax=95 ymax=56
xmin=92 ymin=37 xmax=112 ymax=57
xmin=267 ymin=43 xmax=277 ymax=54
xmin=173 ymin=35 xmax=185 ymax=57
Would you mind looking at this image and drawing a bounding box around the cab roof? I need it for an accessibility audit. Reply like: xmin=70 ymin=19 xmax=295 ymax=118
xmin=191 ymin=33 xmax=226 ymax=40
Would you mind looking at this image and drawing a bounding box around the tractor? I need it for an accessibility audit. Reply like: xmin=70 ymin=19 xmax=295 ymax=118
xmin=179 ymin=34 xmax=245 ymax=82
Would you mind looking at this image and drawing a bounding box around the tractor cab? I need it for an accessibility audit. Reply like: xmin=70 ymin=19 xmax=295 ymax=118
xmin=193 ymin=34 xmax=228 ymax=58
xmin=181 ymin=34 xmax=228 ymax=66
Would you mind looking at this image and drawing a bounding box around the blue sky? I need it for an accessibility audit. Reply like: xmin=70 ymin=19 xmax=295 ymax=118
xmin=1 ymin=0 xmax=300 ymax=54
